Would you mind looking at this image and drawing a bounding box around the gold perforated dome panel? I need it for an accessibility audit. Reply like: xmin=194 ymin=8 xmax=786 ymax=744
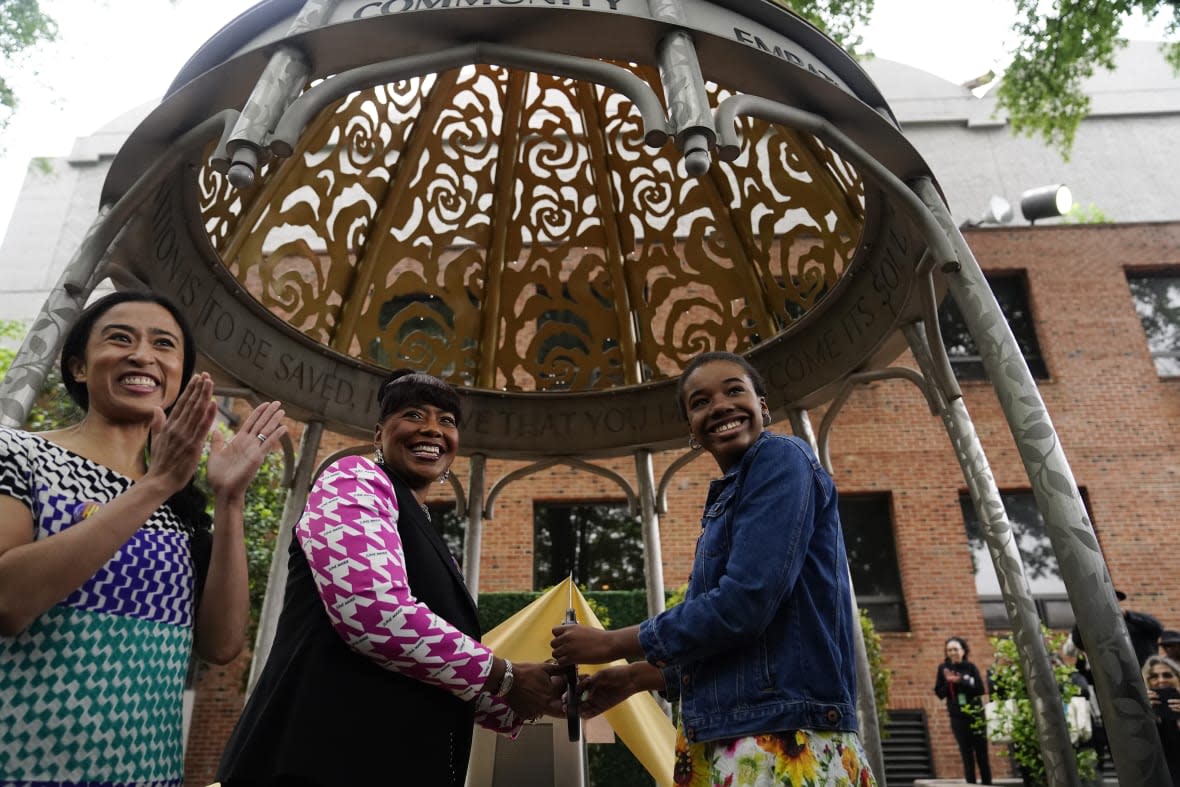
xmin=104 ymin=0 xmax=937 ymax=457
xmin=201 ymin=67 xmax=863 ymax=390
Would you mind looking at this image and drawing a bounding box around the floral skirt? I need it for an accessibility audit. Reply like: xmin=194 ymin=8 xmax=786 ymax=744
xmin=674 ymin=723 xmax=878 ymax=787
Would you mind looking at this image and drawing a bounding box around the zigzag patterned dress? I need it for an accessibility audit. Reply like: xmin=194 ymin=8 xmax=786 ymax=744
xmin=0 ymin=427 xmax=208 ymax=787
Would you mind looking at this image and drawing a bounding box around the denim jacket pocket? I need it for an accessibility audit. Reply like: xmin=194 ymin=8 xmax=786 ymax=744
xmin=697 ymin=483 xmax=737 ymax=559
xmin=696 ymin=519 xmax=731 ymax=561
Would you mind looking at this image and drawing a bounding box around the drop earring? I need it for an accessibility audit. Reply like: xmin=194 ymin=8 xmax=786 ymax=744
xmin=438 ymin=468 xmax=451 ymax=483
xmin=688 ymin=433 xmax=702 ymax=450
xmin=374 ymin=447 xmax=385 ymax=465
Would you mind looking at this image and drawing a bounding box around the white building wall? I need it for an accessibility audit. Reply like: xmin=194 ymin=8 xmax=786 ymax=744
xmin=0 ymin=42 xmax=1176 ymax=323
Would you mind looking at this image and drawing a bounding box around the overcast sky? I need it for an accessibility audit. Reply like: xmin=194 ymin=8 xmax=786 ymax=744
xmin=0 ymin=0 xmax=1170 ymax=243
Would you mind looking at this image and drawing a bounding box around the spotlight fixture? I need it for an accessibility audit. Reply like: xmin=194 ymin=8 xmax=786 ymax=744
xmin=960 ymin=195 xmax=1013 ymax=229
xmin=1020 ymin=184 xmax=1073 ymax=225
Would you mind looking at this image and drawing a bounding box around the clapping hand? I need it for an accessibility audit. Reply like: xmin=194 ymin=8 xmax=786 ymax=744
xmin=205 ymin=399 xmax=287 ymax=503
xmin=145 ymin=373 xmax=218 ymax=494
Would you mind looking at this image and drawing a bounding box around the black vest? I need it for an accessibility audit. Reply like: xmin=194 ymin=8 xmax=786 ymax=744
xmin=219 ymin=468 xmax=483 ymax=787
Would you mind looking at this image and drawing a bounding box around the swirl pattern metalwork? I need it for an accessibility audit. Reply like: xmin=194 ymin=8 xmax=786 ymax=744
xmin=198 ymin=62 xmax=864 ymax=393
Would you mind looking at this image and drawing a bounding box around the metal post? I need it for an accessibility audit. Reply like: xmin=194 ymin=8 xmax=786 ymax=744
xmin=0 ymin=209 xmax=109 ymax=427
xmin=904 ymin=323 xmax=1080 ymax=787
xmin=647 ymin=0 xmax=714 ymax=176
xmin=464 ymin=453 xmax=488 ymax=598
xmin=634 ymin=449 xmax=666 ymax=619
xmin=247 ymin=421 xmax=324 ymax=696
xmin=0 ymin=109 xmax=240 ymax=428
xmin=788 ymin=409 xmax=886 ymax=785
xmin=913 ymin=177 xmax=1169 ymax=785
xmin=216 ymin=0 xmax=338 ymax=188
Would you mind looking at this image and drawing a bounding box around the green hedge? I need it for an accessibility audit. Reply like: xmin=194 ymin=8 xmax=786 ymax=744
xmin=476 ymin=589 xmax=663 ymax=632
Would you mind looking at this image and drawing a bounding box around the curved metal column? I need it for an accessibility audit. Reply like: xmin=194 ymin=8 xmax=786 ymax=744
xmin=0 ymin=110 xmax=239 ymax=427
xmin=787 ymin=409 xmax=885 ymax=785
xmin=904 ymin=323 xmax=1079 ymax=787
xmin=0 ymin=210 xmax=108 ymax=428
xmin=464 ymin=453 xmax=488 ymax=598
xmin=912 ymin=178 xmax=1169 ymax=785
xmin=634 ymin=449 xmax=666 ymax=619
xmin=647 ymin=0 xmax=715 ymax=175
xmin=248 ymin=420 xmax=324 ymax=696
xmin=216 ymin=0 xmax=338 ymax=187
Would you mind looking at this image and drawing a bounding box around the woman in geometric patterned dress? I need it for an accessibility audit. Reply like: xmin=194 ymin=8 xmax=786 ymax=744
xmin=0 ymin=291 xmax=287 ymax=787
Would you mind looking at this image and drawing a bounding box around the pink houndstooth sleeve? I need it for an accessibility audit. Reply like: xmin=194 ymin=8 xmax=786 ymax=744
xmin=297 ymin=455 xmax=496 ymax=702
xmin=474 ymin=692 xmax=523 ymax=735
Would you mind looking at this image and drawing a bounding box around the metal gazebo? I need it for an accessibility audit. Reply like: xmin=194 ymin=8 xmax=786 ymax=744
xmin=0 ymin=1 xmax=1167 ymax=784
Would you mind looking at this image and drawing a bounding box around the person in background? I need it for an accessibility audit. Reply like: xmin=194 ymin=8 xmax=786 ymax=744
xmin=1142 ymin=654 xmax=1180 ymax=786
xmin=218 ymin=368 xmax=562 ymax=787
xmin=1062 ymin=590 xmax=1161 ymax=774
xmin=935 ymin=636 xmax=992 ymax=785
xmin=550 ymin=351 xmax=876 ymax=786
xmin=1066 ymin=590 xmax=1162 ymax=675
xmin=1159 ymin=629 xmax=1180 ymax=663
xmin=0 ymin=291 xmax=285 ymax=785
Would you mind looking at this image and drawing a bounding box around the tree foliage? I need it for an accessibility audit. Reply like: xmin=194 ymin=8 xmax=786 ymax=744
xmin=986 ymin=629 xmax=1098 ymax=786
xmin=859 ymin=607 xmax=892 ymax=732
xmin=769 ymin=0 xmax=877 ymax=52
xmin=195 ymin=425 xmax=287 ymax=645
xmin=2 ymin=1 xmax=1177 ymax=156
xmin=533 ymin=502 xmax=646 ymax=592
xmin=0 ymin=0 xmax=56 ymax=128
xmin=773 ymin=0 xmax=1179 ymax=159
xmin=999 ymin=0 xmax=1180 ymax=157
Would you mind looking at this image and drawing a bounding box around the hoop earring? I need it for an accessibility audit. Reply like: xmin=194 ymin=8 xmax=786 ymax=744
xmin=688 ymin=434 xmax=702 ymax=450
xmin=438 ymin=468 xmax=451 ymax=483
xmin=374 ymin=447 xmax=385 ymax=465
xmin=762 ymin=409 xmax=772 ymax=426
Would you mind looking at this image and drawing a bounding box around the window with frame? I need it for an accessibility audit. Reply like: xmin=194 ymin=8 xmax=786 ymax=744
xmin=533 ymin=501 xmax=645 ymax=592
xmin=838 ymin=493 xmax=909 ymax=632
xmin=937 ymin=273 xmax=1048 ymax=380
xmin=959 ymin=491 xmax=1077 ymax=629
xmin=1126 ymin=271 xmax=1180 ymax=377
xmin=427 ymin=501 xmax=466 ymax=569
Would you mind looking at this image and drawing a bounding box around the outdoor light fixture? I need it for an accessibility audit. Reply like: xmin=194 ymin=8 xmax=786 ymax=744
xmin=1020 ymin=184 xmax=1073 ymax=224
xmin=960 ymin=195 xmax=1014 ymax=228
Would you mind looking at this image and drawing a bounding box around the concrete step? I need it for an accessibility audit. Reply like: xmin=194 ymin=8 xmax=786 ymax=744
xmin=913 ymin=780 xmax=1117 ymax=787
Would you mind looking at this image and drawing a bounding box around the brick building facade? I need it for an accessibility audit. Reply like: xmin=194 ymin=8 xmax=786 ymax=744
xmin=182 ymin=222 xmax=1180 ymax=784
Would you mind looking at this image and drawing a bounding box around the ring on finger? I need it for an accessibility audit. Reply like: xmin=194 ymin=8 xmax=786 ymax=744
xmin=256 ymin=433 xmax=267 ymax=442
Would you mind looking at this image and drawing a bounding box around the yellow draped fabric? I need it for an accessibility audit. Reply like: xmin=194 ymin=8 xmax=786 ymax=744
xmin=482 ymin=578 xmax=676 ymax=786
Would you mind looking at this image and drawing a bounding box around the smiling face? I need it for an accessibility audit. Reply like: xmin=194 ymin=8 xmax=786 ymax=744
xmin=68 ymin=301 xmax=186 ymax=422
xmin=374 ymin=401 xmax=459 ymax=496
xmin=1147 ymin=661 xmax=1180 ymax=690
xmin=945 ymin=639 xmax=965 ymax=663
xmin=681 ymin=359 xmax=768 ymax=472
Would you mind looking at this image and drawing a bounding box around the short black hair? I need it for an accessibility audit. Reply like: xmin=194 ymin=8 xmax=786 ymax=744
xmin=377 ymin=368 xmax=462 ymax=426
xmin=675 ymin=351 xmax=767 ymax=418
xmin=60 ymin=291 xmax=196 ymax=412
xmin=945 ymin=636 xmax=970 ymax=658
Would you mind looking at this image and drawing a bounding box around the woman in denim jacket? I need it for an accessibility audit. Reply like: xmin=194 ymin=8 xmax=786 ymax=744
xmin=552 ymin=351 xmax=876 ymax=785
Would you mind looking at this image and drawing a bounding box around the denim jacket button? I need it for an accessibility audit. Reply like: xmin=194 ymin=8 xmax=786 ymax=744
xmin=825 ymin=709 xmax=840 ymax=724
xmin=682 ymin=674 xmax=690 ymax=686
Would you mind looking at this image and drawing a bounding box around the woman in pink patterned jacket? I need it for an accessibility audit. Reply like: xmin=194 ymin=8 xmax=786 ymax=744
xmin=218 ymin=369 xmax=559 ymax=786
